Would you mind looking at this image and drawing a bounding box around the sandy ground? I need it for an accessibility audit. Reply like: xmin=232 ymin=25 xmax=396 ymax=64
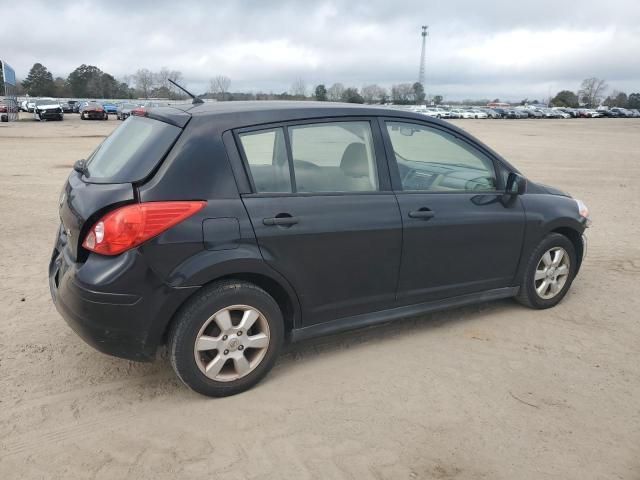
xmin=1 ymin=113 xmax=639 ymax=479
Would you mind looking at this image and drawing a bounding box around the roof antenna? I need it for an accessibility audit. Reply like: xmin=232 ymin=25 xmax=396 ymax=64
xmin=168 ymin=79 xmax=204 ymax=104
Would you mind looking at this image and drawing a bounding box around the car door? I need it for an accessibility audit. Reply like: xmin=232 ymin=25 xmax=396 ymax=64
xmin=236 ymin=119 xmax=402 ymax=326
xmin=380 ymin=118 xmax=525 ymax=305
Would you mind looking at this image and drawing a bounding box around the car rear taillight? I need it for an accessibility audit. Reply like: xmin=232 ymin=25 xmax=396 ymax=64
xmin=82 ymin=201 xmax=206 ymax=255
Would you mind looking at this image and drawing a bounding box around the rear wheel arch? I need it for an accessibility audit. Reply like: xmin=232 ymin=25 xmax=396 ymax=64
xmin=162 ymin=270 xmax=300 ymax=346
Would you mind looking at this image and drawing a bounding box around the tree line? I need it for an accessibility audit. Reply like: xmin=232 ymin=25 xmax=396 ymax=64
xmin=550 ymin=78 xmax=640 ymax=109
xmin=17 ymin=62 xmax=188 ymax=100
xmin=11 ymin=63 xmax=640 ymax=110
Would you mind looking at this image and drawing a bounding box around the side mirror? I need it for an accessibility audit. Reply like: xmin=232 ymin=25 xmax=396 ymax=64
xmin=505 ymin=172 xmax=526 ymax=195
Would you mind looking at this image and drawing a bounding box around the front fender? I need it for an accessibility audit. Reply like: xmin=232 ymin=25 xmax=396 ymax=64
xmin=515 ymin=193 xmax=587 ymax=282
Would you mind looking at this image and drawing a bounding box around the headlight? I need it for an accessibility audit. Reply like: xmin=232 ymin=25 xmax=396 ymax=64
xmin=575 ymin=199 xmax=591 ymax=225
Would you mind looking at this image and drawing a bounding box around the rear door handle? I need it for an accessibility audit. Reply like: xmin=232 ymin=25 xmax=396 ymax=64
xmin=263 ymin=215 xmax=299 ymax=226
xmin=408 ymin=208 xmax=435 ymax=220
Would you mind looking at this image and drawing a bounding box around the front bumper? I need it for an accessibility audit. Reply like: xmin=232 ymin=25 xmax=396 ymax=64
xmin=49 ymin=227 xmax=198 ymax=361
xmin=37 ymin=110 xmax=63 ymax=119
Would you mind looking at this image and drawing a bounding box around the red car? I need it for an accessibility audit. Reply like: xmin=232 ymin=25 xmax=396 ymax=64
xmin=131 ymin=101 xmax=169 ymax=117
xmin=80 ymin=102 xmax=108 ymax=120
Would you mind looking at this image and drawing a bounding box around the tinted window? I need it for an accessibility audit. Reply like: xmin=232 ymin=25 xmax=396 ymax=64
xmin=386 ymin=122 xmax=497 ymax=192
xmin=85 ymin=116 xmax=181 ymax=183
xmin=239 ymin=128 xmax=291 ymax=193
xmin=288 ymin=121 xmax=378 ymax=193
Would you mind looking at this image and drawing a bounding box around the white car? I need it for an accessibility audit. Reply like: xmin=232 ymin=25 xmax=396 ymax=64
xmin=32 ymin=98 xmax=64 ymax=121
xmin=450 ymin=109 xmax=474 ymax=119
xmin=468 ymin=109 xmax=488 ymax=119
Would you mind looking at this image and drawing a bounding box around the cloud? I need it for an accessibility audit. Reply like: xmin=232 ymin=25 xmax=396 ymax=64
xmin=2 ymin=0 xmax=639 ymax=99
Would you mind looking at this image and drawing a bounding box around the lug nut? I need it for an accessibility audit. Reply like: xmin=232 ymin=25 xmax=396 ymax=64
xmin=222 ymin=335 xmax=228 ymax=340
xmin=237 ymin=331 xmax=243 ymax=336
xmin=238 ymin=345 xmax=244 ymax=351
xmin=224 ymin=349 xmax=229 ymax=355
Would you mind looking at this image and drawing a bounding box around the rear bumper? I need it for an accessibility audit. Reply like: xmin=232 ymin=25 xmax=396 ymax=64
xmin=49 ymin=232 xmax=198 ymax=361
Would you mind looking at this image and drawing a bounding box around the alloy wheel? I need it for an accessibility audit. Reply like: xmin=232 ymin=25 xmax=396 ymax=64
xmin=534 ymin=247 xmax=570 ymax=299
xmin=193 ymin=305 xmax=270 ymax=382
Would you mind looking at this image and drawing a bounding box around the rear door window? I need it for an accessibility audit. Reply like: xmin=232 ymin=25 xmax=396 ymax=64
xmin=84 ymin=116 xmax=181 ymax=183
xmin=238 ymin=128 xmax=292 ymax=193
xmin=288 ymin=121 xmax=378 ymax=193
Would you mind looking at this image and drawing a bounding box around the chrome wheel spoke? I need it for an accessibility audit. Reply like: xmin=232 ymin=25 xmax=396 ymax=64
xmin=196 ymin=335 xmax=221 ymax=352
xmin=536 ymin=280 xmax=550 ymax=296
xmin=542 ymin=251 xmax=553 ymax=267
xmin=238 ymin=308 xmax=260 ymax=331
xmin=534 ymin=269 xmax=547 ymax=281
xmin=205 ymin=354 xmax=227 ymax=378
xmin=549 ymin=281 xmax=560 ymax=294
xmin=552 ymin=249 xmax=565 ymax=267
xmin=556 ymin=265 xmax=569 ymax=277
xmin=233 ymin=355 xmax=251 ymax=377
xmin=213 ymin=309 xmax=233 ymax=332
xmin=245 ymin=332 xmax=269 ymax=349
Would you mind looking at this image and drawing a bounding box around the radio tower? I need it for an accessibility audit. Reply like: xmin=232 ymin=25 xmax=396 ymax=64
xmin=418 ymin=25 xmax=428 ymax=87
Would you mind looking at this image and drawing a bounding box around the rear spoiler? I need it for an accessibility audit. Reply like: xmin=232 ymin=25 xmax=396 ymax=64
xmin=145 ymin=106 xmax=192 ymax=128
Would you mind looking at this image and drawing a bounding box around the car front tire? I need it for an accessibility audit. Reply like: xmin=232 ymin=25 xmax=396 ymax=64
xmin=516 ymin=233 xmax=577 ymax=309
xmin=168 ymin=280 xmax=284 ymax=397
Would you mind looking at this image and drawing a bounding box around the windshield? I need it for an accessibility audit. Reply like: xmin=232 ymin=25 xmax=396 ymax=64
xmin=121 ymin=103 xmax=137 ymax=109
xmin=85 ymin=116 xmax=182 ymax=183
xmin=36 ymin=99 xmax=57 ymax=106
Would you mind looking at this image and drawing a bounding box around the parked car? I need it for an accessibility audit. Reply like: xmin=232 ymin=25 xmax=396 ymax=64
xmin=80 ymin=102 xmax=108 ymax=120
xmin=26 ymin=99 xmax=37 ymax=112
xmin=33 ymin=98 xmax=64 ymax=121
xmin=468 ymin=109 xmax=488 ymax=119
xmin=504 ymin=109 xmax=523 ymax=119
xmin=102 ymin=102 xmax=118 ymax=114
xmin=73 ymin=101 xmax=88 ymax=113
xmin=597 ymin=109 xmax=620 ymax=118
xmin=450 ymin=108 xmax=474 ymax=119
xmin=492 ymin=108 xmax=508 ymax=118
xmin=481 ymin=108 xmax=501 ymax=119
xmin=60 ymin=101 xmax=75 ymax=113
xmin=526 ymin=109 xmax=544 ymax=119
xmin=0 ymin=103 xmax=7 ymax=122
xmin=610 ymin=108 xmax=632 ymax=118
xmin=116 ymin=102 xmax=139 ymax=120
xmin=50 ymin=102 xmax=590 ymax=397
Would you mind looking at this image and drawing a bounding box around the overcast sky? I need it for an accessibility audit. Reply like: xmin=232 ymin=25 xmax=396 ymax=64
xmin=2 ymin=0 xmax=640 ymax=100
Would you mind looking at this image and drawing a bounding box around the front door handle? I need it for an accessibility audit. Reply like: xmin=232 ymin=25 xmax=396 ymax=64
xmin=263 ymin=215 xmax=299 ymax=226
xmin=408 ymin=208 xmax=435 ymax=220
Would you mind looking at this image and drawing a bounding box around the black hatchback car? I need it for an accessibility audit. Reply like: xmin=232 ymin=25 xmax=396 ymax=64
xmin=50 ymin=102 xmax=590 ymax=397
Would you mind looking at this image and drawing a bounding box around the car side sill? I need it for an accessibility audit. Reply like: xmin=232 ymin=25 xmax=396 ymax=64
xmin=290 ymin=286 xmax=519 ymax=343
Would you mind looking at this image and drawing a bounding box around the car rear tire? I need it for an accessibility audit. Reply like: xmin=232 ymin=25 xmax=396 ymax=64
xmin=516 ymin=233 xmax=577 ymax=309
xmin=168 ymin=280 xmax=284 ymax=397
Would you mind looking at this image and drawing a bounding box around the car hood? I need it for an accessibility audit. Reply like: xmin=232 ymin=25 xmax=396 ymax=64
xmin=529 ymin=180 xmax=570 ymax=197
xmin=36 ymin=103 xmax=61 ymax=109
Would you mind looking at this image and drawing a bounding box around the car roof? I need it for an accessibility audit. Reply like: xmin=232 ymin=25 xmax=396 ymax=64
xmin=150 ymin=100 xmax=450 ymax=130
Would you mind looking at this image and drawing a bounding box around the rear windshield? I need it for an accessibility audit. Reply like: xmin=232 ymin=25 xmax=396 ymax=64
xmin=84 ymin=116 xmax=181 ymax=183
